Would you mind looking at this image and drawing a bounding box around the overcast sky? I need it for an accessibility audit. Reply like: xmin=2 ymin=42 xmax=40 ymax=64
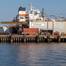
xmin=0 ymin=0 xmax=66 ymax=21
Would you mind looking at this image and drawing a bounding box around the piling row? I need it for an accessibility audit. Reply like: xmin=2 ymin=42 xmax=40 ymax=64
xmin=0 ymin=34 xmax=66 ymax=43
xmin=0 ymin=35 xmax=10 ymax=43
xmin=11 ymin=35 xmax=24 ymax=43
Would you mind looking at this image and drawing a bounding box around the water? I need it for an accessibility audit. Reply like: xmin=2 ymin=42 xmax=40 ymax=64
xmin=0 ymin=43 xmax=66 ymax=66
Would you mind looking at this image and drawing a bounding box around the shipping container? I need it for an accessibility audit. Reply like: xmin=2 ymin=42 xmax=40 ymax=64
xmin=23 ymin=28 xmax=39 ymax=35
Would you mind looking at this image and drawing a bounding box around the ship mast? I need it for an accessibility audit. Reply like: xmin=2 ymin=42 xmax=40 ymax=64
xmin=29 ymin=3 xmax=33 ymax=10
xmin=41 ymin=8 xmax=45 ymax=21
xmin=19 ymin=0 xmax=23 ymax=7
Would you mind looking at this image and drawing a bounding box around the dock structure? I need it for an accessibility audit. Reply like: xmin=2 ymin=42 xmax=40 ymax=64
xmin=11 ymin=35 xmax=24 ymax=43
xmin=0 ymin=35 xmax=10 ymax=43
xmin=60 ymin=35 xmax=66 ymax=42
xmin=0 ymin=34 xmax=66 ymax=43
xmin=24 ymin=35 xmax=37 ymax=42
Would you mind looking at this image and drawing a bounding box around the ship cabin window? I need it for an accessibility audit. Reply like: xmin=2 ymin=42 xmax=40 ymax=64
xmin=21 ymin=8 xmax=26 ymax=11
xmin=19 ymin=6 xmax=26 ymax=11
xmin=20 ymin=16 xmax=25 ymax=19
xmin=30 ymin=11 xmax=33 ymax=14
xmin=34 ymin=11 xmax=38 ymax=15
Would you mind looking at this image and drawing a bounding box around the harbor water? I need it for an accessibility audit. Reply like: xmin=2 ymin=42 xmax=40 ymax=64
xmin=0 ymin=43 xmax=66 ymax=66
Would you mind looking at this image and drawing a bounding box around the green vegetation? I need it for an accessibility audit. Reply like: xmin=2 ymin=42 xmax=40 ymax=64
xmin=0 ymin=21 xmax=17 ymax=24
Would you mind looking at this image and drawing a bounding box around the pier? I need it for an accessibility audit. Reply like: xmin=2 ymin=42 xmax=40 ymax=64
xmin=0 ymin=34 xmax=66 ymax=43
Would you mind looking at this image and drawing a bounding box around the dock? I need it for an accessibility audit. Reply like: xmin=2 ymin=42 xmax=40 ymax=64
xmin=0 ymin=34 xmax=66 ymax=43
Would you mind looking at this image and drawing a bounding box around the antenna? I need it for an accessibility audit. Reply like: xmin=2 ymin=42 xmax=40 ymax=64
xmin=29 ymin=3 xmax=32 ymax=10
xmin=19 ymin=0 xmax=23 ymax=7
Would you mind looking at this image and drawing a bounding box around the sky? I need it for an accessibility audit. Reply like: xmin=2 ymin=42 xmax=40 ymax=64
xmin=0 ymin=0 xmax=66 ymax=21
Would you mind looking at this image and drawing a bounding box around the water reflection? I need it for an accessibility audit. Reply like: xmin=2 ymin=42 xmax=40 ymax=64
xmin=0 ymin=43 xmax=66 ymax=66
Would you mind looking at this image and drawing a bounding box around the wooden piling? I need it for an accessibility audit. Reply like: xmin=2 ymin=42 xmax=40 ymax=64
xmin=0 ymin=34 xmax=65 ymax=43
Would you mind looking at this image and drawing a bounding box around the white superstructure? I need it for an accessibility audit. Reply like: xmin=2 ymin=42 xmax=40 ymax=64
xmin=29 ymin=4 xmax=66 ymax=34
xmin=18 ymin=6 xmax=28 ymax=22
xmin=29 ymin=4 xmax=43 ymax=21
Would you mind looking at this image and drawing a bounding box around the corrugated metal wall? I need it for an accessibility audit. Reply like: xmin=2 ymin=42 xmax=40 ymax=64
xmin=29 ymin=21 xmax=66 ymax=33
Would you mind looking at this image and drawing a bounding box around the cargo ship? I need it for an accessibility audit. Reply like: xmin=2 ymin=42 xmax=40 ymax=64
xmin=0 ymin=3 xmax=66 ymax=42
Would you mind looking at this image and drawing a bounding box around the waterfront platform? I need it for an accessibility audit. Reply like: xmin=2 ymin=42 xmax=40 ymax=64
xmin=0 ymin=34 xmax=66 ymax=43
